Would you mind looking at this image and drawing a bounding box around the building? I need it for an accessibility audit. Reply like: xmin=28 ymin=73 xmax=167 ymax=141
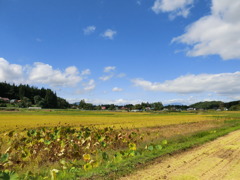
xmin=0 ymin=97 xmax=10 ymax=102
xmin=187 ymin=108 xmax=196 ymax=111
xmin=101 ymin=106 xmax=106 ymax=110
xmin=10 ymin=99 xmax=18 ymax=103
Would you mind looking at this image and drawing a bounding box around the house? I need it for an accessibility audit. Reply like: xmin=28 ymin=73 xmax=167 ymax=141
xmin=101 ymin=106 xmax=106 ymax=110
xmin=187 ymin=108 xmax=196 ymax=111
xmin=131 ymin=109 xmax=141 ymax=112
xmin=0 ymin=97 xmax=10 ymax=102
xmin=145 ymin=107 xmax=151 ymax=111
xmin=121 ymin=106 xmax=127 ymax=110
xmin=10 ymin=99 xmax=18 ymax=103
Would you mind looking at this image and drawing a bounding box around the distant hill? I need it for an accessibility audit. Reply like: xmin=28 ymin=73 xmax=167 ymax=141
xmin=190 ymin=100 xmax=240 ymax=110
xmin=0 ymin=82 xmax=70 ymax=108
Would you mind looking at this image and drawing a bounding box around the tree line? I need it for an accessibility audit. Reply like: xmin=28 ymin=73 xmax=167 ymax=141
xmin=75 ymin=100 xmax=240 ymax=111
xmin=1 ymin=82 xmax=240 ymax=111
xmin=0 ymin=82 xmax=70 ymax=108
xmin=76 ymin=100 xmax=164 ymax=111
xmin=190 ymin=100 xmax=240 ymax=111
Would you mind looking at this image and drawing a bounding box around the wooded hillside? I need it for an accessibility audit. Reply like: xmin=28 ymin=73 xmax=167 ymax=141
xmin=0 ymin=82 xmax=69 ymax=108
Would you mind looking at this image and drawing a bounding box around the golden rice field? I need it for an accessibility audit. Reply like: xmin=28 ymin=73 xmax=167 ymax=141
xmin=0 ymin=110 xmax=236 ymax=132
xmin=1 ymin=110 xmax=240 ymax=179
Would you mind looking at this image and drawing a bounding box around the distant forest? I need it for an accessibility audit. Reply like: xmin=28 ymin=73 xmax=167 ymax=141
xmin=190 ymin=100 xmax=240 ymax=111
xmin=1 ymin=82 xmax=240 ymax=111
xmin=0 ymin=82 xmax=70 ymax=108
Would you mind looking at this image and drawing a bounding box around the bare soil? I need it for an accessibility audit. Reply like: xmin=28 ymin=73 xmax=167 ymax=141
xmin=120 ymin=130 xmax=240 ymax=180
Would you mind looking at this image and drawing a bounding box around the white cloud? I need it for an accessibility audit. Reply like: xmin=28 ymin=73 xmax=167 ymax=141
xmin=99 ymin=75 xmax=113 ymax=81
xmin=28 ymin=63 xmax=82 ymax=87
xmin=99 ymin=66 xmax=122 ymax=81
xmin=173 ymin=0 xmax=240 ymax=60
xmin=163 ymin=97 xmax=196 ymax=105
xmin=99 ymin=66 xmax=116 ymax=81
xmin=104 ymin=66 xmax=116 ymax=73
xmin=117 ymin=73 xmax=126 ymax=78
xmin=83 ymin=79 xmax=96 ymax=91
xmin=81 ymin=69 xmax=91 ymax=75
xmin=101 ymin=29 xmax=117 ymax=40
xmin=84 ymin=98 xmax=143 ymax=105
xmin=83 ymin=26 xmax=96 ymax=35
xmin=0 ymin=58 xmax=24 ymax=83
xmin=152 ymin=0 xmax=194 ymax=19
xmin=137 ymin=0 xmax=141 ymax=5
xmin=65 ymin=66 xmax=78 ymax=75
xmin=0 ymin=58 xmax=84 ymax=87
xmin=112 ymin=87 xmax=123 ymax=92
xmin=132 ymin=71 xmax=240 ymax=98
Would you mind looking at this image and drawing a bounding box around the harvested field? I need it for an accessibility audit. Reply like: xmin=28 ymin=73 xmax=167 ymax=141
xmin=120 ymin=130 xmax=240 ymax=180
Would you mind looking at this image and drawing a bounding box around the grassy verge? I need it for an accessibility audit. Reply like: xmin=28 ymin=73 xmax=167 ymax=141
xmin=83 ymin=120 xmax=240 ymax=180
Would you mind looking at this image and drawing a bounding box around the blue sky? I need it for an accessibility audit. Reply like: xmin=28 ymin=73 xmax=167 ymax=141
xmin=0 ymin=0 xmax=240 ymax=105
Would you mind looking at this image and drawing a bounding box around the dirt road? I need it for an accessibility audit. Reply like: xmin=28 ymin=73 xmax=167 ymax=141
xmin=120 ymin=130 xmax=240 ymax=180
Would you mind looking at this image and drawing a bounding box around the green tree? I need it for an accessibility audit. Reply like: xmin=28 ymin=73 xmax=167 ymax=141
xmin=34 ymin=95 xmax=45 ymax=107
xmin=124 ymin=104 xmax=134 ymax=111
xmin=57 ymin=97 xmax=70 ymax=109
xmin=44 ymin=89 xmax=58 ymax=108
xmin=152 ymin=102 xmax=163 ymax=111
xmin=229 ymin=104 xmax=240 ymax=111
xmin=19 ymin=85 xmax=25 ymax=100
xmin=134 ymin=104 xmax=142 ymax=110
xmin=95 ymin=105 xmax=102 ymax=110
xmin=34 ymin=95 xmax=42 ymax=105
xmin=0 ymin=82 xmax=69 ymax=109
xmin=79 ymin=99 xmax=86 ymax=109
xmin=108 ymin=104 xmax=115 ymax=110
xmin=19 ymin=97 xmax=32 ymax=108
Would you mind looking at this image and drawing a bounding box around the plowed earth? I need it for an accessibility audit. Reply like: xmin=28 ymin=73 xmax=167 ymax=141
xmin=120 ymin=130 xmax=240 ymax=180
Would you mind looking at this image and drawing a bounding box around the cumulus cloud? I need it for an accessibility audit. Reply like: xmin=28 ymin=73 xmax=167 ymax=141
xmin=0 ymin=58 xmax=84 ymax=87
xmin=99 ymin=75 xmax=113 ymax=81
xmin=99 ymin=66 xmax=116 ymax=81
xmin=83 ymin=79 xmax=96 ymax=91
xmin=173 ymin=0 xmax=240 ymax=60
xmin=0 ymin=58 xmax=24 ymax=83
xmin=132 ymin=72 xmax=240 ymax=97
xmin=28 ymin=63 xmax=82 ymax=87
xmin=112 ymin=87 xmax=123 ymax=92
xmin=163 ymin=97 xmax=196 ymax=105
xmin=84 ymin=98 xmax=142 ymax=105
xmin=81 ymin=69 xmax=91 ymax=76
xmin=152 ymin=0 xmax=194 ymax=19
xmin=101 ymin=29 xmax=117 ymax=40
xmin=104 ymin=66 xmax=116 ymax=73
xmin=83 ymin=26 xmax=96 ymax=35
